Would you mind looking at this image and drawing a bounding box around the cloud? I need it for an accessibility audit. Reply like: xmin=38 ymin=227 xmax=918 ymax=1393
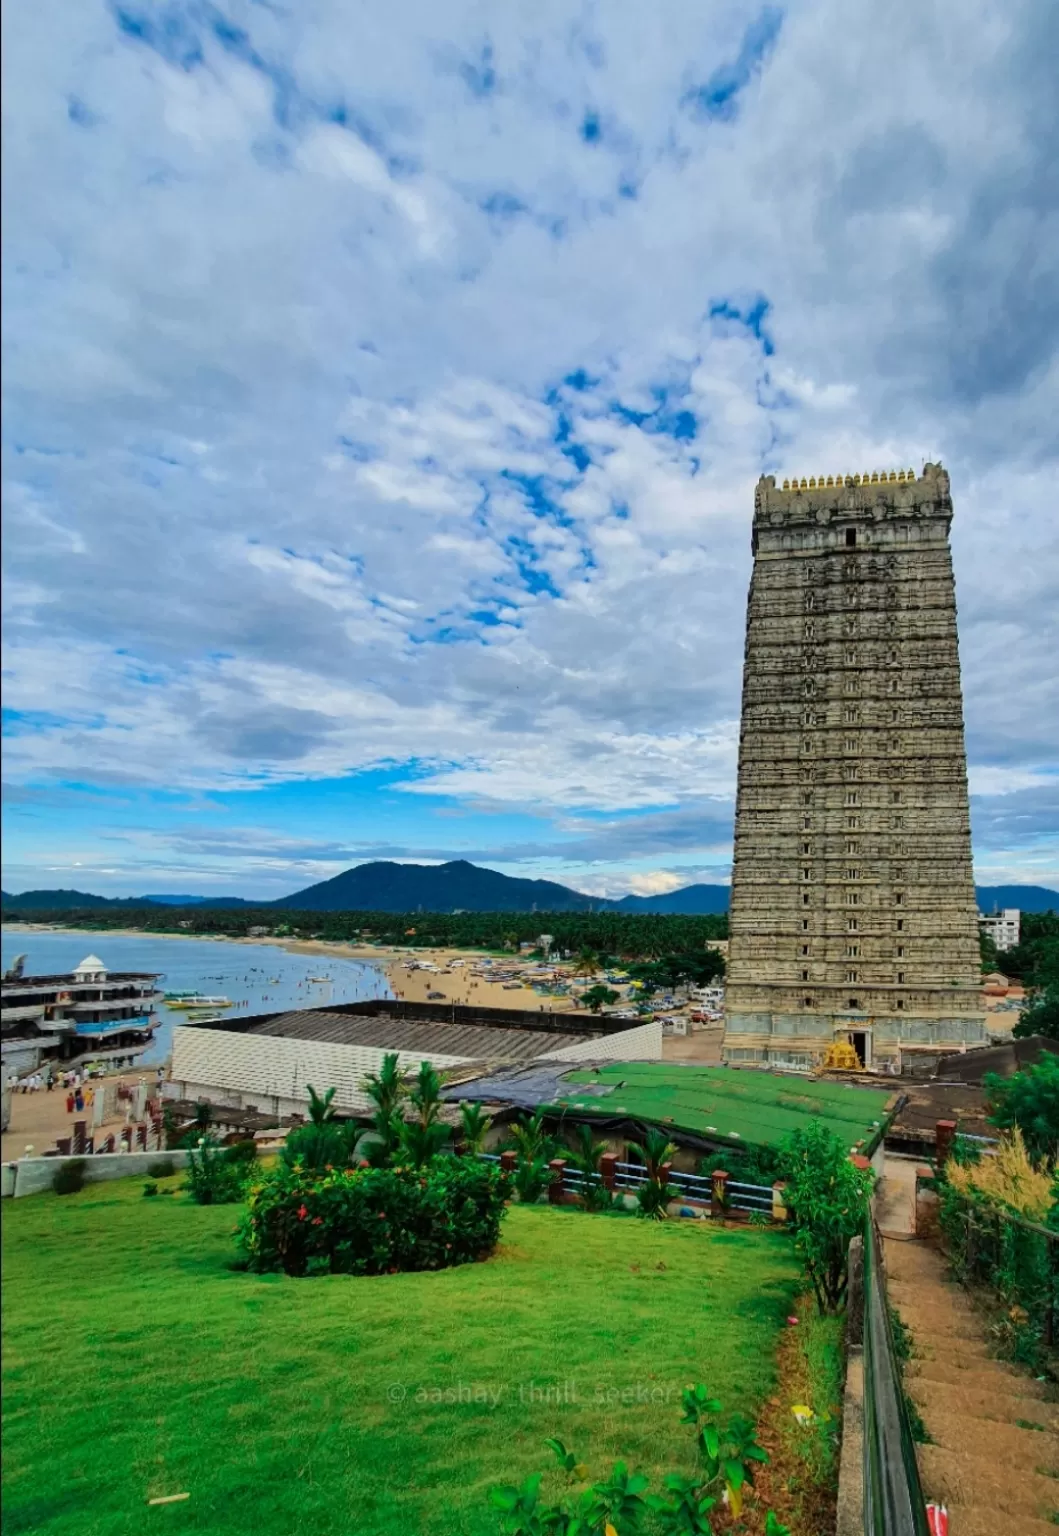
xmin=2 ymin=0 xmax=1058 ymax=890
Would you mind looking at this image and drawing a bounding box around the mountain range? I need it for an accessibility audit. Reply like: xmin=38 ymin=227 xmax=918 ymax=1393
xmin=2 ymin=861 xmax=1057 ymax=916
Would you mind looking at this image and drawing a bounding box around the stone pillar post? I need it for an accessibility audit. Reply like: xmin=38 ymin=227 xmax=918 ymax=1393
xmin=772 ymin=1181 xmax=788 ymax=1222
xmin=711 ymin=1169 xmax=729 ymax=1219
xmin=104 ymin=1134 xmax=115 ymax=1153
xmin=92 ymin=1089 xmax=107 ymax=1130
xmin=73 ymin=1120 xmax=86 ymax=1155
xmin=599 ymin=1152 xmax=618 ymax=1190
xmin=499 ymin=1150 xmax=517 ymax=1175
xmin=56 ymin=1136 xmax=72 ymax=1156
xmin=548 ymin=1158 xmax=567 ymax=1204
xmin=136 ymin=1123 xmax=148 ymax=1150
xmin=935 ymin=1120 xmax=957 ymax=1166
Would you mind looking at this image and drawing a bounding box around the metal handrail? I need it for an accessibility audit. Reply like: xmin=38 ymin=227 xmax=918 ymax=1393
xmin=862 ymin=1218 xmax=930 ymax=1536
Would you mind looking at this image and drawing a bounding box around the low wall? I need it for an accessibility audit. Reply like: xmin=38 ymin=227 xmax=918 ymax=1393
xmin=2 ymin=1150 xmax=190 ymax=1199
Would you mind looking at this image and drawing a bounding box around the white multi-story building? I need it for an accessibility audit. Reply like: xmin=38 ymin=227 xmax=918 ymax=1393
xmin=978 ymin=909 xmax=1020 ymax=952
xmin=1 ymin=953 xmax=162 ymax=1077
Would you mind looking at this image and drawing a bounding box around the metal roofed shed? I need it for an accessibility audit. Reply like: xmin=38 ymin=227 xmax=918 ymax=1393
xmin=168 ymin=1000 xmax=663 ymax=1120
xmin=245 ymin=1009 xmax=592 ymax=1063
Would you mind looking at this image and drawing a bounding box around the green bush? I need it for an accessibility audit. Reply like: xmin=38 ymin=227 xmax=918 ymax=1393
xmin=223 ymin=1138 xmax=259 ymax=1167
xmin=985 ymin=1055 xmax=1059 ymax=1161
xmin=240 ymin=1156 xmax=510 ymax=1277
xmin=142 ymin=1182 xmax=159 ymax=1198
xmin=699 ymin=1144 xmax=781 ymax=1188
xmin=185 ymin=1136 xmax=254 ymax=1205
xmin=52 ymin=1159 xmax=87 ymax=1196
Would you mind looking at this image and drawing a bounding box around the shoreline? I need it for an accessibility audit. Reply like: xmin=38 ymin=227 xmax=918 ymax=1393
xmin=1 ymin=923 xmax=578 ymax=1014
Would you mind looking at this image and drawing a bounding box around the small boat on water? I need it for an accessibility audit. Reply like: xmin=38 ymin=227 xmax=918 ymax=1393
xmin=307 ymin=975 xmax=332 ymax=983
xmin=165 ymin=995 xmax=233 ymax=1009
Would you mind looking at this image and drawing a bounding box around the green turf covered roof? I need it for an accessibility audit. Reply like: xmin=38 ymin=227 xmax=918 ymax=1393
xmin=553 ymin=1063 xmax=894 ymax=1151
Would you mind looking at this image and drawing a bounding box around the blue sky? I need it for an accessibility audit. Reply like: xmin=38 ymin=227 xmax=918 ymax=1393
xmin=2 ymin=0 xmax=1058 ymax=900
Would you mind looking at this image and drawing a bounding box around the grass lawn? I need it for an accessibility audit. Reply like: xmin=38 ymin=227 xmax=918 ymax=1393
xmin=556 ymin=1062 xmax=894 ymax=1151
xmin=2 ymin=1177 xmax=799 ymax=1536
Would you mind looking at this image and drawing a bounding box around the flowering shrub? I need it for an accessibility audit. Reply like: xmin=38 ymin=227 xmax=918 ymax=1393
xmin=239 ymin=1156 xmax=510 ymax=1277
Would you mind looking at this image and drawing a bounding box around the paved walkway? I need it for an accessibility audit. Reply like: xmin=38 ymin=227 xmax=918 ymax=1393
xmin=1 ymin=1074 xmax=146 ymax=1163
xmin=884 ymin=1236 xmax=1059 ymax=1534
xmin=877 ymin=1154 xmax=919 ymax=1237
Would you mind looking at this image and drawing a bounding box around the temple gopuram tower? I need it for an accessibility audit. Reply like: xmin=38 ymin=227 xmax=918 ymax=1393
xmin=724 ymin=463 xmax=986 ymax=1073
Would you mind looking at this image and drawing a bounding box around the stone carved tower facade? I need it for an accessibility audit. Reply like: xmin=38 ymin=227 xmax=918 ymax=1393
xmin=724 ymin=464 xmax=985 ymax=1072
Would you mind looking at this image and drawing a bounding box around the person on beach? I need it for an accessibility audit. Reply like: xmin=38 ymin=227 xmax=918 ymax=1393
xmin=66 ymin=1091 xmax=75 ymax=1114
xmin=74 ymin=1088 xmax=84 ymax=1113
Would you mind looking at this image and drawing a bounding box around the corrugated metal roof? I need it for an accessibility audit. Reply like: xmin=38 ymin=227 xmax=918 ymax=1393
xmin=247 ymin=1009 xmax=592 ymax=1062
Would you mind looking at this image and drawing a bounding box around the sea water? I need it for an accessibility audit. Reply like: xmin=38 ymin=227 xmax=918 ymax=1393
xmin=0 ymin=927 xmax=391 ymax=1065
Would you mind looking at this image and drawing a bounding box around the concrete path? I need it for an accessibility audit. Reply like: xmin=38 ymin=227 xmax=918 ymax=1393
xmin=885 ymin=1236 xmax=1059 ymax=1534
xmin=876 ymin=1154 xmax=919 ymax=1238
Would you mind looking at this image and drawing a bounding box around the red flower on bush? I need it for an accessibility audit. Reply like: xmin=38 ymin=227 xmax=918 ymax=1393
xmin=296 ymin=1204 xmax=308 ymax=1221
xmin=312 ymin=1216 xmax=323 ymax=1226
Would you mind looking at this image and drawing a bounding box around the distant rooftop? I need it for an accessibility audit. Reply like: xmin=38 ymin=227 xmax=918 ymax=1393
xmin=1 ymin=969 xmax=161 ymax=992
xmin=246 ymin=1008 xmax=592 ymax=1063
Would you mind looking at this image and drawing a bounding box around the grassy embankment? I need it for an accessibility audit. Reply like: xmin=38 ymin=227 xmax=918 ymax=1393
xmin=3 ymin=1178 xmax=798 ymax=1536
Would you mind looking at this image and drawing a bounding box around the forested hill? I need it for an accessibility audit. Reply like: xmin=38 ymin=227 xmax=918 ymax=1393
xmin=274 ymin=860 xmax=601 ymax=912
xmin=3 ymin=864 xmax=1056 ymax=918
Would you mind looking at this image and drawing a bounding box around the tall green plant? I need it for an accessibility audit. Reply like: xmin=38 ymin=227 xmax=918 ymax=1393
xmin=459 ymin=1100 xmax=493 ymax=1155
xmin=399 ymin=1061 xmax=451 ymax=1166
xmin=352 ymin=1052 xmax=409 ymax=1166
xmin=306 ymin=1084 xmax=337 ymax=1125
xmin=510 ymin=1109 xmax=555 ymax=1163
xmin=571 ymin=1125 xmax=612 ymax=1212
xmin=778 ymin=1121 xmax=874 ymax=1314
xmin=629 ymin=1128 xmax=677 ymax=1220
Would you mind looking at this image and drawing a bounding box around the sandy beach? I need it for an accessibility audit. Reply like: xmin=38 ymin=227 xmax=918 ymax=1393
xmin=271 ymin=939 xmax=581 ymax=1013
